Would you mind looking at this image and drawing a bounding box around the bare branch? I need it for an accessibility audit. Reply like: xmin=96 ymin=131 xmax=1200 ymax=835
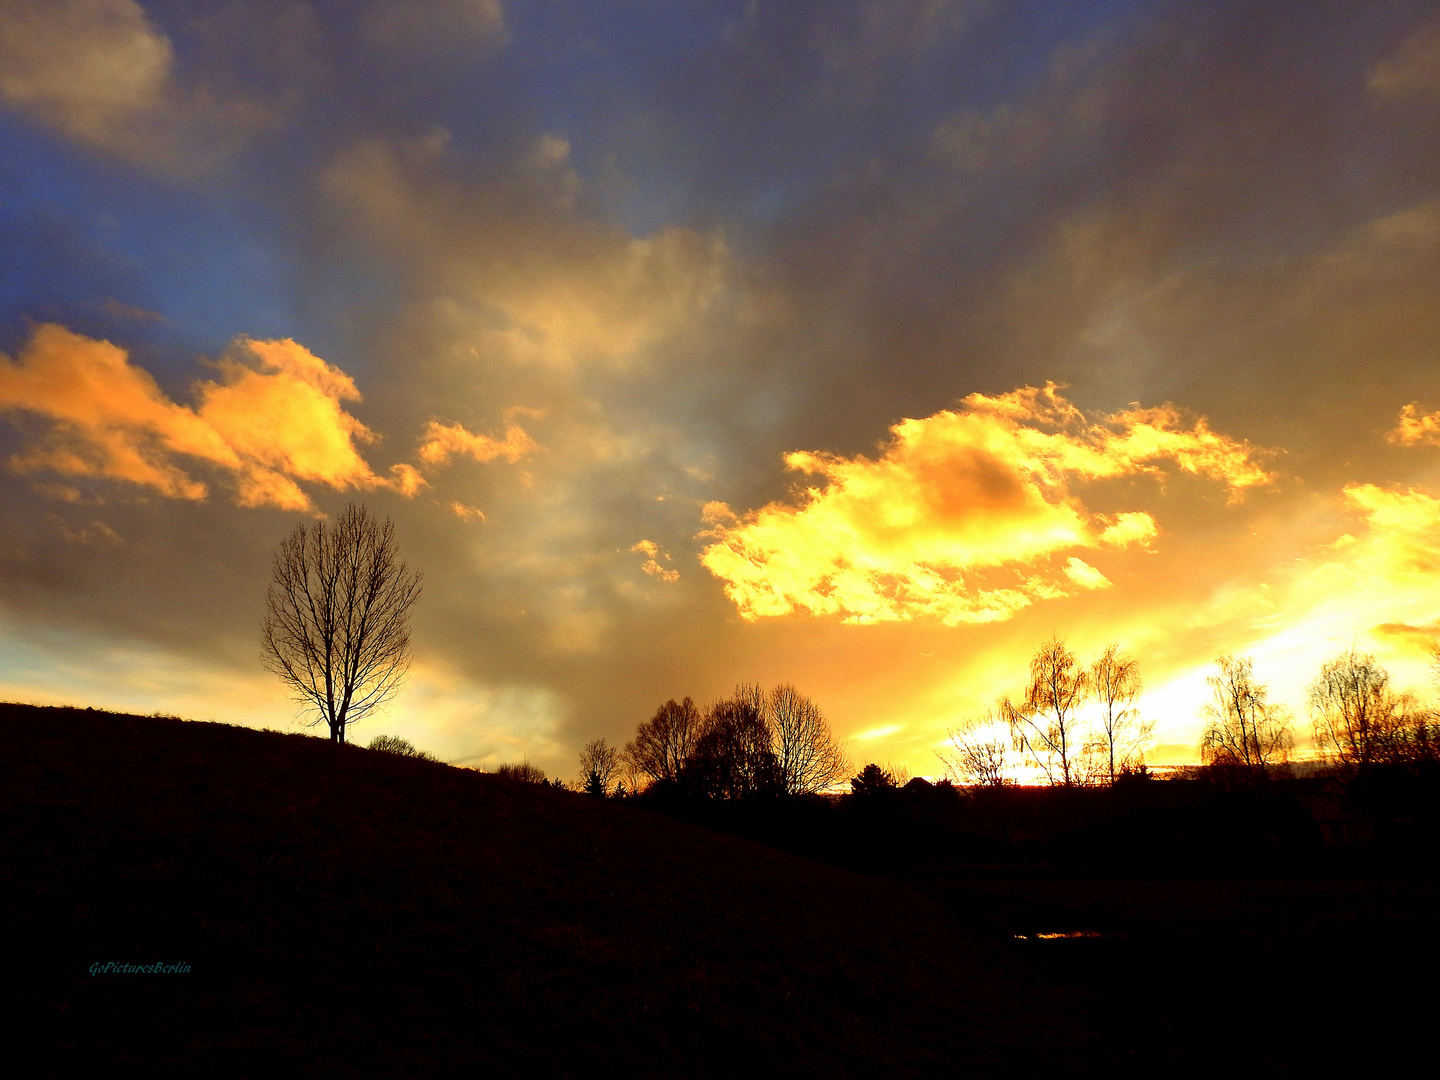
xmin=1310 ymin=648 xmax=1429 ymax=768
xmin=938 ymin=715 xmax=1011 ymax=788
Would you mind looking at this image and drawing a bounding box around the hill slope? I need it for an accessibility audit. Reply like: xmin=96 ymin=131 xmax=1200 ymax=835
xmin=2 ymin=704 xmax=1089 ymax=1077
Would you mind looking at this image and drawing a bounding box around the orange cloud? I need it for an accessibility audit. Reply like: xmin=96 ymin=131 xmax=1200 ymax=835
xmin=1388 ymin=403 xmax=1440 ymax=447
xmin=448 ymin=502 xmax=486 ymax=523
xmin=387 ymin=463 xmax=428 ymax=498
xmin=631 ymin=539 xmax=679 ymax=582
xmin=0 ymin=323 xmax=432 ymax=511
xmin=0 ymin=323 xmax=237 ymax=499
xmin=699 ymin=384 xmax=1272 ymax=625
xmin=196 ymin=337 xmax=388 ymax=508
xmin=416 ymin=407 xmax=540 ymax=468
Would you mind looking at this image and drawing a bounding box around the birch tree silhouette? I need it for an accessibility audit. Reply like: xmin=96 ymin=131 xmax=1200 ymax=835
xmin=1002 ymin=637 xmax=1090 ymax=786
xmin=1309 ymin=648 xmax=1400 ymax=768
xmin=938 ymin=716 xmax=1011 ymax=787
xmin=1088 ymin=644 xmax=1151 ymax=784
xmin=1200 ymin=654 xmax=1292 ymax=777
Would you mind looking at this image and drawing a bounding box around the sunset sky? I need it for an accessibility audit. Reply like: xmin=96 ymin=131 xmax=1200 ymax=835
xmin=4 ymin=1 xmax=1440 ymax=779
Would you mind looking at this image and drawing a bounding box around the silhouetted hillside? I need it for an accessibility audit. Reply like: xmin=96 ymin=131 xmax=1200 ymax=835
xmin=2 ymin=704 xmax=1088 ymax=1077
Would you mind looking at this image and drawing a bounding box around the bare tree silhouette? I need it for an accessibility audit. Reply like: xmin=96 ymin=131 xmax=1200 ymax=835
xmin=937 ymin=717 xmax=1011 ymax=787
xmin=262 ymin=503 xmax=423 ymax=744
xmin=1308 ymin=647 xmax=1410 ymax=768
xmin=687 ymin=686 xmax=783 ymax=799
xmin=625 ymin=684 xmax=848 ymax=798
xmin=1200 ymin=654 xmax=1292 ymax=777
xmin=624 ymin=697 xmax=702 ymax=787
xmin=768 ymin=683 xmax=849 ymax=795
xmin=579 ymin=738 xmax=620 ymax=796
xmin=1002 ymin=637 xmax=1090 ymax=786
xmin=1088 ymin=644 xmax=1152 ymax=784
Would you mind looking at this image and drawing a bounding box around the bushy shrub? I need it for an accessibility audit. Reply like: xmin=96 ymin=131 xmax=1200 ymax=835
xmin=367 ymin=734 xmax=439 ymax=761
xmin=495 ymin=760 xmax=547 ymax=784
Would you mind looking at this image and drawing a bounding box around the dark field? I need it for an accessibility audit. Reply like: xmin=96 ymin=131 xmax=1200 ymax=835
xmin=3 ymin=703 xmax=1435 ymax=1077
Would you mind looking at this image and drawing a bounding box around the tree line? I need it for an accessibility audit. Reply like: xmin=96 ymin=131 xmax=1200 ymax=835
xmin=573 ymin=683 xmax=851 ymax=799
xmin=943 ymin=637 xmax=1440 ymax=788
xmin=485 ymin=640 xmax=1440 ymax=797
xmin=1194 ymin=644 xmax=1438 ymax=776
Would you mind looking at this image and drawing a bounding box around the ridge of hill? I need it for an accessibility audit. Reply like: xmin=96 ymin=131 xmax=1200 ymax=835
xmin=2 ymin=703 xmax=1090 ymax=1077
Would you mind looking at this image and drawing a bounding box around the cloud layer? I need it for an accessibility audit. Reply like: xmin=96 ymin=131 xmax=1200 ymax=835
xmin=3 ymin=2 xmax=1440 ymax=778
xmin=321 ymin=133 xmax=729 ymax=371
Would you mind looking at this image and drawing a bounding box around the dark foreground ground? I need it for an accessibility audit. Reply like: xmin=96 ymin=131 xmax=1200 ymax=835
xmin=3 ymin=704 xmax=1085 ymax=1077
xmin=4 ymin=703 xmax=1436 ymax=1077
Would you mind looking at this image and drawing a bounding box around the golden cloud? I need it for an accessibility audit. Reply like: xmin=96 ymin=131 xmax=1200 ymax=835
xmin=0 ymin=323 xmax=460 ymax=512
xmin=416 ymin=407 xmax=539 ymax=468
xmin=699 ymin=384 xmax=1273 ymax=625
xmin=448 ymin=502 xmax=486 ymax=523
xmin=631 ymin=539 xmax=679 ymax=583
xmin=1062 ymin=557 xmax=1110 ymax=590
xmin=1388 ymin=403 xmax=1440 ymax=447
xmin=196 ymin=338 xmax=385 ymax=508
xmin=1338 ymin=484 xmax=1440 ymax=578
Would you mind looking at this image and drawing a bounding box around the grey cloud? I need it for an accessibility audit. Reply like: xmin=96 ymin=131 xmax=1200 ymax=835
xmin=1370 ymin=15 xmax=1440 ymax=101
xmin=318 ymin=131 xmax=730 ymax=372
xmin=361 ymin=0 xmax=506 ymax=54
xmin=0 ymin=0 xmax=288 ymax=173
